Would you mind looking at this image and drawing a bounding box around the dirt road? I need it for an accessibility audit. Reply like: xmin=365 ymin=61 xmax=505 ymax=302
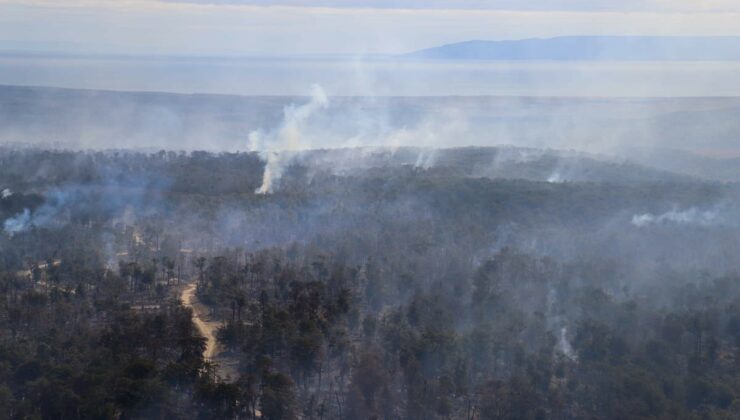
xmin=181 ymin=282 xmax=219 ymax=360
xmin=180 ymin=283 xmax=239 ymax=381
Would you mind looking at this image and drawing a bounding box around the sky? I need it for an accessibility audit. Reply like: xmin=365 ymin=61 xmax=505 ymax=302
xmin=2 ymin=0 xmax=740 ymax=56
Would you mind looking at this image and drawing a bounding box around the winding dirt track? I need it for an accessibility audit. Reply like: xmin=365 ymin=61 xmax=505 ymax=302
xmin=180 ymin=283 xmax=219 ymax=360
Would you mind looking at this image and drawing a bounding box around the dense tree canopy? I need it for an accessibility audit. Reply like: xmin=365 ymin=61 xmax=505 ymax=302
xmin=1 ymin=147 xmax=740 ymax=418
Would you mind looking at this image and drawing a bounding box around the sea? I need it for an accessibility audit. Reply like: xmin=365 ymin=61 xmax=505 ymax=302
xmin=1 ymin=54 xmax=740 ymax=97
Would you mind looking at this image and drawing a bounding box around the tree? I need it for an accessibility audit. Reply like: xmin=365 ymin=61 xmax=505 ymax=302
xmin=194 ymin=257 xmax=207 ymax=287
xmin=261 ymin=372 xmax=296 ymax=420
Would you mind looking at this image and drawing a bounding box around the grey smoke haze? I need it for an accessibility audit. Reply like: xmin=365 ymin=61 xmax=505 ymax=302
xmin=1 ymin=188 xmax=75 ymax=235
xmin=1 ymin=164 xmax=170 ymax=237
xmin=3 ymin=144 xmax=740 ymax=304
xmin=248 ymin=84 xmax=470 ymax=192
xmin=3 ymin=209 xmax=30 ymax=235
xmin=4 ymin=84 xmax=740 ymax=184
xmin=6 ymin=3 xmax=740 ymax=416
xmin=631 ymin=207 xmax=721 ymax=227
xmin=4 ymin=56 xmax=740 ymax=97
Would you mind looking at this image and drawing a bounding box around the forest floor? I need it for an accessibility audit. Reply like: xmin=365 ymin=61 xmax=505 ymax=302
xmin=180 ymin=282 xmax=240 ymax=382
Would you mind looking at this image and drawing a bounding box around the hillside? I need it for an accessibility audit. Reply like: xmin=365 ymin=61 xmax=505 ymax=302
xmin=406 ymin=36 xmax=740 ymax=60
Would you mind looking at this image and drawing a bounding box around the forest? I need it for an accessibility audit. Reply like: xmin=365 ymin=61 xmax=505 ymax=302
xmin=1 ymin=145 xmax=740 ymax=419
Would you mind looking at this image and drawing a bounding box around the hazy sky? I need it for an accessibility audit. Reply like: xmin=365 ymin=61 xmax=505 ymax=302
xmin=2 ymin=0 xmax=740 ymax=55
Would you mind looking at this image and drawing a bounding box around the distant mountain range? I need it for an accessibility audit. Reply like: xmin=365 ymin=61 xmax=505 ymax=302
xmin=405 ymin=36 xmax=740 ymax=60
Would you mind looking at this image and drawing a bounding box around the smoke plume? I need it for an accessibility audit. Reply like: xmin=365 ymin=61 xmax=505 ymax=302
xmin=631 ymin=207 xmax=719 ymax=227
xmin=3 ymin=208 xmax=30 ymax=235
xmin=557 ymin=327 xmax=577 ymax=361
xmin=249 ymin=84 xmax=329 ymax=194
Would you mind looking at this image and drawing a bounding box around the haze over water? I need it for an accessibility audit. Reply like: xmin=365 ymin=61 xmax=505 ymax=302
xmin=3 ymin=55 xmax=740 ymax=97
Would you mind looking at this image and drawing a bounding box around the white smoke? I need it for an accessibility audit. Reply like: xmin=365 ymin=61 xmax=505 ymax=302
xmin=631 ymin=207 xmax=719 ymax=227
xmin=3 ymin=208 xmax=30 ymax=235
xmin=557 ymin=326 xmax=577 ymax=361
xmin=414 ymin=149 xmax=437 ymax=169
xmin=248 ymin=84 xmax=471 ymax=193
xmin=249 ymin=84 xmax=329 ymax=194
xmin=496 ymin=147 xmax=545 ymax=165
xmin=547 ymin=172 xmax=565 ymax=183
xmin=1 ymin=188 xmax=12 ymax=199
xmin=2 ymin=188 xmax=74 ymax=235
